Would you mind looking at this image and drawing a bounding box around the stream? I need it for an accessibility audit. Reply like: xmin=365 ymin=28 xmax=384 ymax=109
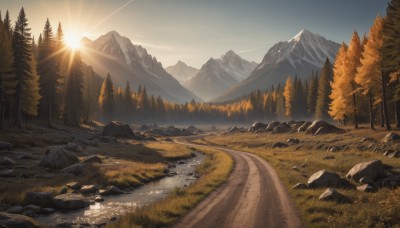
xmin=36 ymin=152 xmax=205 ymax=226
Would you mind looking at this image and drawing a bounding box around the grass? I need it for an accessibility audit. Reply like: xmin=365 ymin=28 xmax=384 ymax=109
xmin=0 ymin=138 xmax=192 ymax=205
xmin=199 ymin=127 xmax=400 ymax=228
xmin=107 ymin=145 xmax=234 ymax=228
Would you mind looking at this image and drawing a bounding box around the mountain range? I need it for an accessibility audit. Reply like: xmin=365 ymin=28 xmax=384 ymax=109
xmin=81 ymin=31 xmax=201 ymax=103
xmin=212 ymin=29 xmax=340 ymax=102
xmin=183 ymin=50 xmax=257 ymax=101
xmin=165 ymin=61 xmax=199 ymax=84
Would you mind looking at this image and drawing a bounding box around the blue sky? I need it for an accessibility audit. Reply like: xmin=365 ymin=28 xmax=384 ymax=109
xmin=2 ymin=0 xmax=390 ymax=68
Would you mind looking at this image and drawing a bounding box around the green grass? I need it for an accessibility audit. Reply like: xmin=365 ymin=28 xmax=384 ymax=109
xmin=107 ymin=146 xmax=234 ymax=228
xmin=201 ymin=129 xmax=400 ymax=228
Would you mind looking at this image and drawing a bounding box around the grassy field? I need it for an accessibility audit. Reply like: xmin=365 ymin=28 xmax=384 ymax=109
xmin=0 ymin=133 xmax=192 ymax=205
xmin=107 ymin=145 xmax=234 ymax=228
xmin=198 ymin=127 xmax=400 ymax=227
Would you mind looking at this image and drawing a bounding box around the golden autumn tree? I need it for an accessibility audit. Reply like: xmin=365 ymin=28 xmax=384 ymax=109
xmin=343 ymin=31 xmax=362 ymax=128
xmin=329 ymin=43 xmax=348 ymax=122
xmin=355 ymin=16 xmax=384 ymax=130
xmin=283 ymin=76 xmax=293 ymax=118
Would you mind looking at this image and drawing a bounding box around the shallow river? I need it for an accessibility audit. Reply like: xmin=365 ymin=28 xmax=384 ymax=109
xmin=36 ymin=152 xmax=205 ymax=226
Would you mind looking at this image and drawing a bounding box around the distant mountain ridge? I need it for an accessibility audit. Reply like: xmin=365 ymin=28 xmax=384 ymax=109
xmin=81 ymin=30 xmax=202 ymax=103
xmin=213 ymin=29 xmax=340 ymax=102
xmin=184 ymin=50 xmax=257 ymax=101
xmin=165 ymin=61 xmax=199 ymax=83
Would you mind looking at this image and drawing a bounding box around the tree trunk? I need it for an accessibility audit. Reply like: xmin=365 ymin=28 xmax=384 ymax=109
xmin=380 ymin=102 xmax=385 ymax=127
xmin=15 ymin=81 xmax=22 ymax=129
xmin=353 ymin=93 xmax=358 ymax=129
xmin=0 ymin=72 xmax=4 ymax=130
xmin=369 ymin=93 xmax=375 ymax=130
xmin=48 ymin=95 xmax=52 ymax=128
xmin=381 ymin=70 xmax=391 ymax=130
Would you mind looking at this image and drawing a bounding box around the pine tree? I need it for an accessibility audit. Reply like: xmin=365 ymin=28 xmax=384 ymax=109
xmin=0 ymin=13 xmax=17 ymax=129
xmin=329 ymin=43 xmax=348 ymax=122
xmin=123 ymin=81 xmax=134 ymax=119
xmin=355 ymin=16 xmax=384 ymax=129
xmin=64 ymin=51 xmax=83 ymax=126
xmin=283 ymin=77 xmax=294 ymax=118
xmin=13 ymin=7 xmax=38 ymax=128
xmin=21 ymin=46 xmax=41 ymax=117
xmin=381 ymin=0 xmax=400 ymax=130
xmin=99 ymin=73 xmax=115 ymax=121
xmin=55 ymin=22 xmax=66 ymax=117
xmin=3 ymin=10 xmax=11 ymax=34
xmin=344 ymin=31 xmax=362 ymax=128
xmin=83 ymin=66 xmax=96 ymax=123
xmin=38 ymin=19 xmax=60 ymax=127
xmin=307 ymin=71 xmax=318 ymax=116
xmin=315 ymin=58 xmax=333 ymax=120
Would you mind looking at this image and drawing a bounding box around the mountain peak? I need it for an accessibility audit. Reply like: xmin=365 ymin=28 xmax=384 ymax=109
xmin=289 ymin=29 xmax=316 ymax=42
xmin=221 ymin=50 xmax=239 ymax=61
xmin=105 ymin=30 xmax=122 ymax=38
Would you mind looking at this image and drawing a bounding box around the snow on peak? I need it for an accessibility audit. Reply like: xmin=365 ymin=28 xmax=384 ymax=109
xmin=288 ymin=29 xmax=313 ymax=42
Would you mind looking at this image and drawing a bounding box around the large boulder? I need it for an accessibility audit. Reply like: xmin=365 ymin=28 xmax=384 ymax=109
xmin=0 ymin=212 xmax=40 ymax=227
xmin=186 ymin=125 xmax=199 ymax=134
xmin=99 ymin=186 xmax=124 ymax=196
xmin=305 ymin=121 xmax=343 ymax=135
xmin=52 ymin=193 xmax=89 ymax=210
xmin=346 ymin=160 xmax=384 ymax=184
xmin=82 ymin=155 xmax=102 ymax=164
xmin=382 ymin=133 xmax=400 ymax=143
xmin=24 ymin=192 xmax=54 ymax=208
xmin=307 ymin=170 xmax=341 ymax=188
xmin=39 ymin=147 xmax=79 ymax=169
xmin=297 ymin=121 xmax=312 ymax=132
xmin=102 ymin=121 xmax=135 ymax=138
xmin=165 ymin=126 xmax=181 ymax=136
xmin=273 ymin=124 xmax=290 ymax=134
xmin=249 ymin=122 xmax=267 ymax=132
xmin=62 ymin=163 xmax=95 ymax=176
xmin=266 ymin=121 xmax=280 ymax=132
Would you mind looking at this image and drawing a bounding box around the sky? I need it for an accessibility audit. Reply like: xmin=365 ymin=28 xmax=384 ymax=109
xmin=1 ymin=0 xmax=390 ymax=68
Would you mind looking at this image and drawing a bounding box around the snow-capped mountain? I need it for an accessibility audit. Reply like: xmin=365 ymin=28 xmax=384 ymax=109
xmin=165 ymin=61 xmax=199 ymax=83
xmin=183 ymin=58 xmax=238 ymax=101
xmin=81 ymin=31 xmax=201 ymax=103
xmin=213 ymin=29 xmax=340 ymax=102
xmin=184 ymin=50 xmax=257 ymax=101
xmin=219 ymin=50 xmax=258 ymax=82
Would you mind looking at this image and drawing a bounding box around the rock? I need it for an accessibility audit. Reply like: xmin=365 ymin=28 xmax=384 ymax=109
xmin=0 ymin=141 xmax=11 ymax=150
xmin=80 ymin=185 xmax=98 ymax=194
xmin=360 ymin=137 xmax=375 ymax=143
xmin=102 ymin=121 xmax=135 ymax=138
xmin=357 ymin=184 xmax=376 ymax=192
xmin=144 ymin=136 xmax=157 ymax=141
xmin=387 ymin=150 xmax=400 ymax=158
xmin=39 ymin=208 xmax=55 ymax=214
xmin=0 ymin=169 xmax=15 ymax=177
xmin=0 ymin=212 xmax=40 ymax=227
xmin=94 ymin=196 xmax=104 ymax=202
xmin=249 ymin=122 xmax=267 ymax=132
xmin=273 ymin=124 xmax=290 ymax=134
xmin=39 ymin=147 xmax=79 ymax=169
xmin=59 ymin=186 xmax=68 ymax=194
xmin=64 ymin=142 xmax=79 ymax=151
xmin=307 ymin=170 xmax=341 ymax=188
xmin=299 ymin=163 xmax=307 ymax=168
xmin=66 ymin=182 xmax=81 ymax=190
xmin=164 ymin=138 xmax=173 ymax=142
xmin=16 ymin=153 xmax=34 ymax=160
xmin=139 ymin=124 xmax=149 ymax=131
xmin=292 ymin=183 xmax=308 ymax=189
xmin=287 ymin=138 xmax=300 ymax=144
xmin=186 ymin=125 xmax=199 ymax=134
xmin=0 ymin=157 xmax=16 ymax=166
xmin=292 ymin=166 xmax=299 ymax=171
xmin=382 ymin=133 xmax=400 ymax=143
xmin=297 ymin=121 xmax=312 ymax=132
xmin=53 ymin=193 xmax=89 ymax=210
xmin=99 ymin=186 xmax=124 ymax=196
xmin=272 ymin=142 xmax=288 ymax=148
xmin=346 ymin=160 xmax=385 ymax=184
xmin=323 ymin=156 xmax=335 ymax=160
xmin=305 ymin=121 xmax=344 ymax=135
xmin=266 ymin=121 xmax=280 ymax=132
xmin=82 ymin=155 xmax=102 ymax=164
xmin=110 ymin=217 xmax=117 ymax=221
xmin=24 ymin=205 xmax=40 ymax=213
xmin=24 ymin=192 xmax=54 ymax=208
xmin=62 ymin=163 xmax=94 ymax=176
xmin=6 ymin=206 xmax=24 ymax=214
xmin=319 ymin=188 xmax=346 ymax=202
xmin=165 ymin=126 xmax=181 ymax=136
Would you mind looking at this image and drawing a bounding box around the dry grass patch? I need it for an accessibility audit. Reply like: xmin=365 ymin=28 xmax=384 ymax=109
xmin=107 ymin=146 xmax=233 ymax=228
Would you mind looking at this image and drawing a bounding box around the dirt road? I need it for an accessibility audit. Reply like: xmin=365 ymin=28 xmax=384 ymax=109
xmin=174 ymin=139 xmax=302 ymax=228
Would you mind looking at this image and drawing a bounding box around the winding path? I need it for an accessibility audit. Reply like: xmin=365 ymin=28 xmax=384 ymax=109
xmin=174 ymin=137 xmax=302 ymax=228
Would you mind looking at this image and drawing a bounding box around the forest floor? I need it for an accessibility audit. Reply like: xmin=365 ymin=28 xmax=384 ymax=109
xmin=194 ymin=125 xmax=400 ymax=227
xmin=0 ymin=121 xmax=192 ymax=207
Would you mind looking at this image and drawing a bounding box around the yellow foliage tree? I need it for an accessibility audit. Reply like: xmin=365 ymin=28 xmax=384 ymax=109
xmin=283 ymin=77 xmax=293 ymax=118
xmin=329 ymin=43 xmax=348 ymax=121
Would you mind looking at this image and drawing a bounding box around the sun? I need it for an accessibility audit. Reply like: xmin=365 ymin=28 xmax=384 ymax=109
xmin=64 ymin=34 xmax=81 ymax=49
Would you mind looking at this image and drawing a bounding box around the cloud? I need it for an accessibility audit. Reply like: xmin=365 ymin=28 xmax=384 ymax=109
xmin=237 ymin=45 xmax=269 ymax=53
